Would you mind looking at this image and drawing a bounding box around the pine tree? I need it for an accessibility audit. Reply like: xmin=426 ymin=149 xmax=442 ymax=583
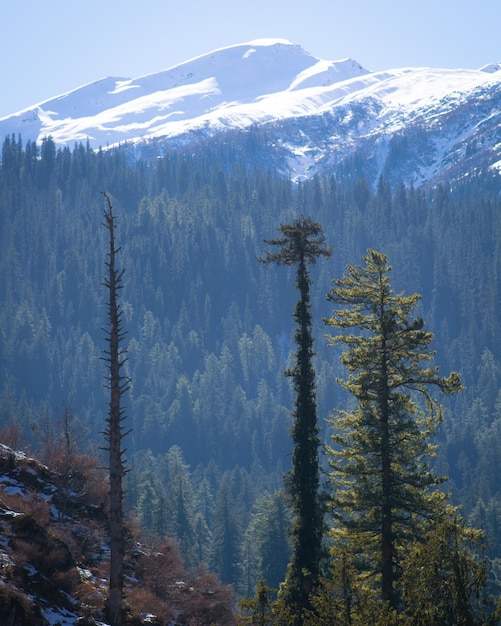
xmin=400 ymin=510 xmax=494 ymax=625
xmin=210 ymin=477 xmax=242 ymax=585
xmin=323 ymin=249 xmax=462 ymax=609
xmin=243 ymin=490 xmax=291 ymax=594
xmin=101 ymin=193 xmax=131 ymax=626
xmin=260 ymin=217 xmax=331 ymax=624
xmin=239 ymin=577 xmax=277 ymax=625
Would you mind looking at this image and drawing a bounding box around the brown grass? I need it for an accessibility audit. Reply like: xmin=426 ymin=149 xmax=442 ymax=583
xmin=0 ymin=486 xmax=51 ymax=526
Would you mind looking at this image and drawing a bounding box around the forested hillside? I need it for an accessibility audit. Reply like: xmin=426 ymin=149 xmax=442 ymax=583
xmin=2 ymin=133 xmax=501 ymax=596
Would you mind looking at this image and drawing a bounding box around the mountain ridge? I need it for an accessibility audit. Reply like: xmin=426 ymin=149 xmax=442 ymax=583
xmin=1 ymin=38 xmax=501 ymax=187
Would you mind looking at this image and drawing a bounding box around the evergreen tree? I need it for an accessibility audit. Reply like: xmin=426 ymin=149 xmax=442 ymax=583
xmin=165 ymin=445 xmax=197 ymax=567
xmin=101 ymin=193 xmax=131 ymax=626
xmin=323 ymin=249 xmax=462 ymax=609
xmin=260 ymin=217 xmax=331 ymax=624
xmin=210 ymin=476 xmax=242 ymax=585
xmin=137 ymin=473 xmax=157 ymax=532
xmin=243 ymin=490 xmax=291 ymax=595
xmin=239 ymin=577 xmax=277 ymax=625
xmin=400 ymin=510 xmax=495 ymax=625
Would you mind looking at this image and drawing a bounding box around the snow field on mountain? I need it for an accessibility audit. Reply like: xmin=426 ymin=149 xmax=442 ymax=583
xmin=1 ymin=38 xmax=501 ymax=186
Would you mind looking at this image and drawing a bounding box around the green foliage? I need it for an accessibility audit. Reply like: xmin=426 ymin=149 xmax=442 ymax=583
xmin=239 ymin=577 xmax=277 ymax=625
xmin=400 ymin=509 xmax=496 ymax=625
xmin=2 ymin=134 xmax=501 ymax=611
xmin=210 ymin=475 xmax=242 ymax=585
xmin=324 ymin=249 xmax=462 ymax=606
xmin=260 ymin=218 xmax=331 ymax=622
xmin=242 ymin=490 xmax=291 ymax=595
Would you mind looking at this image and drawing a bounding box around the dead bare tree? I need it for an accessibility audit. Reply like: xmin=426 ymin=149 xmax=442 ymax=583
xmin=101 ymin=192 xmax=131 ymax=626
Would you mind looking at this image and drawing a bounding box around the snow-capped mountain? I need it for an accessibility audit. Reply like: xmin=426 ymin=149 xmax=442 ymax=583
xmin=2 ymin=38 xmax=501 ymax=187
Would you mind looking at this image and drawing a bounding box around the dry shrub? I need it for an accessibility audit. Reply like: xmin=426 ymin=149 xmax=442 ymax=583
xmin=52 ymin=520 xmax=97 ymax=565
xmin=46 ymin=449 xmax=109 ymax=509
xmin=0 ymin=580 xmax=45 ymax=625
xmin=133 ymin=539 xmax=186 ymax=600
xmin=180 ymin=570 xmax=236 ymax=626
xmin=0 ymin=423 xmax=23 ymax=451
xmin=126 ymin=586 xmax=173 ymax=624
xmin=130 ymin=542 xmax=236 ymax=626
xmin=0 ymin=485 xmax=26 ymax=515
xmin=53 ymin=519 xmax=108 ymax=573
xmin=50 ymin=522 xmax=83 ymax=562
xmin=52 ymin=567 xmax=82 ymax=593
xmin=10 ymin=522 xmax=72 ymax=578
xmin=72 ymin=573 xmax=107 ymax=617
xmin=22 ymin=491 xmax=51 ymax=526
xmin=0 ymin=486 xmax=51 ymax=527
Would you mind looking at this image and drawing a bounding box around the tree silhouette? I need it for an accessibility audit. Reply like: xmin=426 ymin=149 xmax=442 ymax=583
xmin=101 ymin=192 xmax=131 ymax=626
xmin=260 ymin=216 xmax=331 ymax=624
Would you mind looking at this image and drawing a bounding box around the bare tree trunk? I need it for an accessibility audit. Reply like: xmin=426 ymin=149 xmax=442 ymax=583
xmin=102 ymin=193 xmax=130 ymax=626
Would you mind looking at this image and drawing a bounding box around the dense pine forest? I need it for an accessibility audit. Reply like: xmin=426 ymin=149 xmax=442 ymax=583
xmin=2 ymin=132 xmax=501 ymax=619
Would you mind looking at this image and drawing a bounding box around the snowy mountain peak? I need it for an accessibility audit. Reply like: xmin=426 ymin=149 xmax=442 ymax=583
xmin=479 ymin=62 xmax=501 ymax=73
xmin=1 ymin=40 xmax=501 ymax=188
xmin=0 ymin=39 xmax=368 ymax=148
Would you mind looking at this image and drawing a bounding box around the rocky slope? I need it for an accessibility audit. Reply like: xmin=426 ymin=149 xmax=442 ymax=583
xmin=0 ymin=444 xmax=235 ymax=625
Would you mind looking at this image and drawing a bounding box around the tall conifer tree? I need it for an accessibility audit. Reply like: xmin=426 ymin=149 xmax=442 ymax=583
xmin=260 ymin=217 xmax=331 ymax=624
xmin=323 ymin=249 xmax=462 ymax=609
xmin=210 ymin=477 xmax=242 ymax=585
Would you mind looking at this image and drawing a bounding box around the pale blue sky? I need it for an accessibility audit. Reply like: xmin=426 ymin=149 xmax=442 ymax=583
xmin=1 ymin=0 xmax=500 ymax=118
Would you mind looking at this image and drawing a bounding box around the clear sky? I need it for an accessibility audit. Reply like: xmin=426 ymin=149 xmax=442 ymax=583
xmin=1 ymin=0 xmax=500 ymax=118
